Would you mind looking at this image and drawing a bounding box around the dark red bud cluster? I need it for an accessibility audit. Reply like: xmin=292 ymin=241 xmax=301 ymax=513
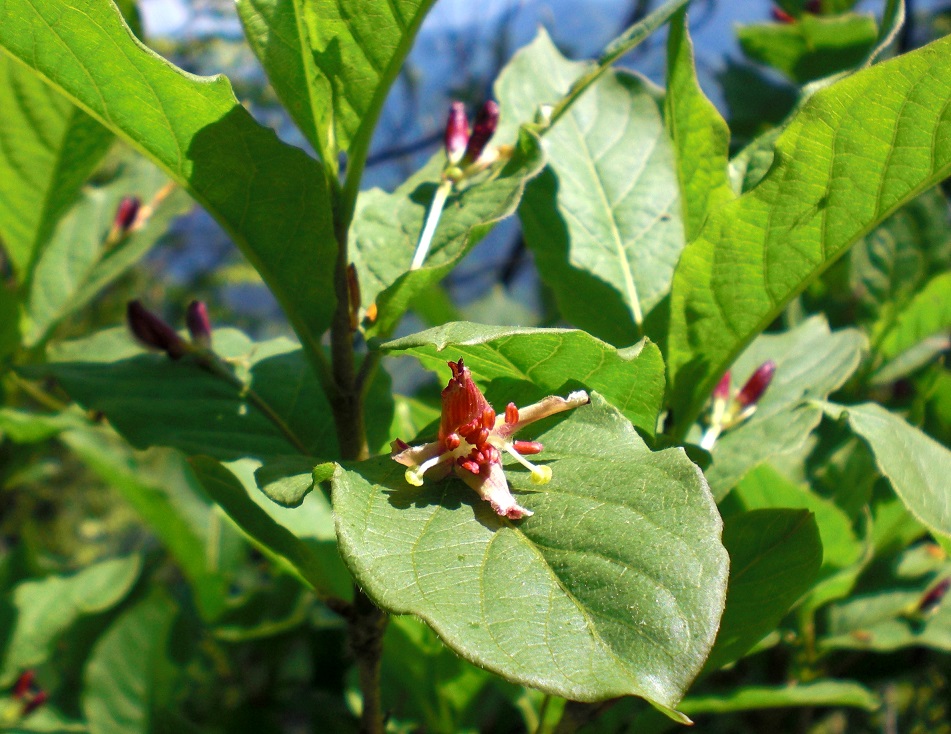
xmin=127 ymin=301 xmax=189 ymax=359
xmin=12 ymin=670 xmax=47 ymax=715
xmin=463 ymin=101 xmax=500 ymax=164
xmin=737 ymin=361 xmax=776 ymax=408
xmin=114 ymin=196 xmax=141 ymax=233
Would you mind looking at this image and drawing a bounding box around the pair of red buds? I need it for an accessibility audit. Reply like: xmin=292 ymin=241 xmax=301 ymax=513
xmin=444 ymin=100 xmax=500 ymax=167
xmin=713 ymin=361 xmax=777 ymax=412
xmin=11 ymin=670 xmax=47 ymax=716
xmin=126 ymin=300 xmax=212 ymax=359
xmin=701 ymin=361 xmax=777 ymax=450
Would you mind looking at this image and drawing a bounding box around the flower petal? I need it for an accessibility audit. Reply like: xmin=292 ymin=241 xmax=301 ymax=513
xmin=496 ymin=390 xmax=589 ymax=437
xmin=455 ymin=462 xmax=533 ymax=519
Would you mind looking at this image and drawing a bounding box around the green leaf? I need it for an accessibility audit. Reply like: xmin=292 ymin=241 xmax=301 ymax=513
xmin=0 ymin=408 xmax=87 ymax=443
xmin=189 ymin=456 xmax=351 ymax=600
xmin=665 ymin=9 xmax=734 ymax=243
xmin=25 ymin=156 xmax=191 ymax=347
xmin=823 ymin=402 xmax=951 ymax=539
xmin=82 ymin=590 xmax=178 ymax=734
xmin=0 ymin=283 xmax=19 ymax=361
xmin=823 ymin=583 xmax=951 ymax=653
xmin=352 ymin=130 xmax=545 ymax=339
xmin=0 ymin=556 xmax=141 ymax=685
xmin=37 ymin=327 xmax=336 ymax=461
xmin=381 ymin=322 xmax=665 ymax=438
xmin=705 ymin=317 xmax=865 ymax=498
xmin=680 ymin=680 xmax=880 ymax=715
xmin=0 ymin=55 xmax=113 ymax=277
xmin=668 ymin=35 xmax=951 ymax=431
xmin=236 ymin=0 xmax=435 ymax=172
xmin=61 ymin=427 xmax=232 ymax=620
xmin=253 ymin=456 xmax=332 ymax=507
xmin=728 ymin=466 xmax=861 ymax=572
xmin=850 ymin=188 xmax=951 ymax=325
xmin=737 ymin=14 xmax=879 ymax=84
xmin=333 ymin=394 xmax=727 ymax=710
xmin=876 ymin=271 xmax=951 ymax=363
xmin=704 ymin=509 xmax=821 ymax=673
xmin=0 ymin=0 xmax=337 ymax=356
xmin=500 ymin=31 xmax=682 ymax=344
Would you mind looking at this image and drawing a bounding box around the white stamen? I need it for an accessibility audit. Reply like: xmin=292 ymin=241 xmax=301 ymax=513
xmin=405 ymin=450 xmax=456 ymax=486
xmin=503 ymin=443 xmax=552 ymax=485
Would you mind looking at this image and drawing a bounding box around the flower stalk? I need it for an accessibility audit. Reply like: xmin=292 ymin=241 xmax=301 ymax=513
xmin=409 ymin=101 xmax=503 ymax=271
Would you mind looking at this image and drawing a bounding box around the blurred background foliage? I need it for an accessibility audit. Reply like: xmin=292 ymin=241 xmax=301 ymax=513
xmin=2 ymin=0 xmax=951 ymax=732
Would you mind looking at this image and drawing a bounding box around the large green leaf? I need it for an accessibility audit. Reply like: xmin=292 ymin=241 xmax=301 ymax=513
xmin=36 ymin=327 xmax=336 ymax=461
xmin=352 ymin=130 xmax=546 ymax=339
xmin=0 ymin=556 xmax=141 ymax=685
xmin=737 ymin=13 xmax=879 ymax=84
xmin=665 ymin=9 xmax=734 ymax=243
xmin=82 ymin=590 xmax=178 ymax=734
xmin=823 ymin=402 xmax=951 ymax=539
xmin=705 ymin=316 xmax=865 ymax=498
xmin=668 ymin=35 xmax=951 ymax=431
xmin=500 ymin=31 xmax=683 ymax=346
xmin=25 ymin=157 xmax=191 ymax=347
xmin=704 ymin=508 xmax=821 ymax=674
xmin=381 ymin=322 xmax=665 ymax=438
xmin=189 ymin=457 xmax=351 ymax=600
xmin=0 ymin=0 xmax=336 ymax=357
xmin=61 ymin=428 xmax=232 ymax=620
xmin=333 ymin=394 xmax=727 ymax=712
xmin=236 ymin=0 xmax=434 ymax=174
xmin=0 ymin=55 xmax=113 ymax=277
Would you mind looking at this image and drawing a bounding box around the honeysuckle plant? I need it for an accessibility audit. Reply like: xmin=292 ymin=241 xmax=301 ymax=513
xmin=1 ymin=0 xmax=951 ymax=732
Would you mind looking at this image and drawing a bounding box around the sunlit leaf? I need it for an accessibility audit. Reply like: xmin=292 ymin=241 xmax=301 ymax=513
xmin=333 ymin=394 xmax=727 ymax=711
xmin=381 ymin=322 xmax=665 ymax=438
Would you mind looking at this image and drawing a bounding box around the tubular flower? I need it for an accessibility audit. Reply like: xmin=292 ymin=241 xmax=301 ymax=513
xmin=391 ymin=359 xmax=588 ymax=520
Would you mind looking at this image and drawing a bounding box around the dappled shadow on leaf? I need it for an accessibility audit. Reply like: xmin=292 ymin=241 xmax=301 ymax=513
xmin=520 ymin=168 xmax=641 ymax=348
xmin=348 ymin=454 xmax=520 ymax=531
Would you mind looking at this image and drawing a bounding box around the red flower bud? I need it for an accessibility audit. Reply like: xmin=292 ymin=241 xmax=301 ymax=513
xmin=114 ymin=196 xmax=141 ymax=233
xmin=462 ymin=100 xmax=499 ymax=164
xmin=22 ymin=689 xmax=47 ymax=715
xmin=918 ymin=578 xmax=951 ymax=616
xmin=13 ymin=671 xmax=34 ymax=699
xmin=126 ymin=300 xmax=189 ymax=360
xmin=737 ymin=361 xmax=776 ymax=408
xmin=771 ymin=7 xmax=795 ymax=22
xmin=805 ymin=0 xmax=821 ymax=13
xmin=444 ymin=101 xmax=470 ymax=164
xmin=185 ymin=300 xmax=212 ymax=348
xmin=713 ymin=371 xmax=731 ymax=401
xmin=439 ymin=359 xmax=491 ymax=441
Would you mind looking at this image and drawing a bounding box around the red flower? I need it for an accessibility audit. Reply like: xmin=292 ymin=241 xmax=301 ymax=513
xmin=391 ymin=359 xmax=588 ymax=519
